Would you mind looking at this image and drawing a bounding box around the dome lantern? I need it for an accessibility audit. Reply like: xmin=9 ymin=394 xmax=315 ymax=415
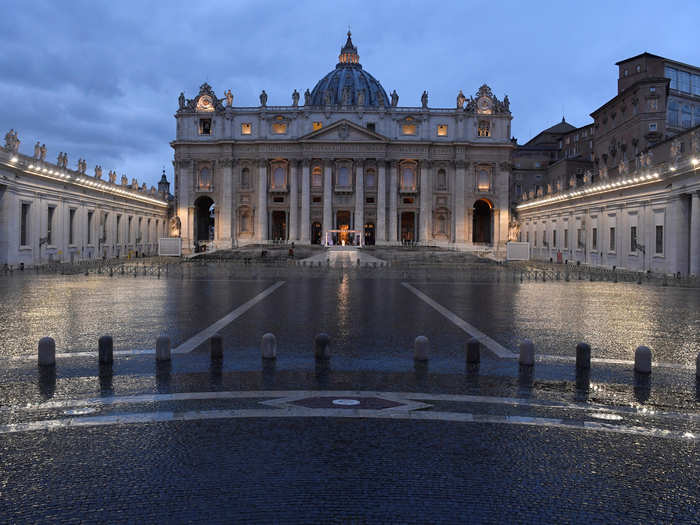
xmin=338 ymin=30 xmax=360 ymax=66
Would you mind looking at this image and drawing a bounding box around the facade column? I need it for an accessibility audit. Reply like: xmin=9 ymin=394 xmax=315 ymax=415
xmin=376 ymin=162 xmax=386 ymax=243
xmin=289 ymin=160 xmax=299 ymax=241
xmin=389 ymin=161 xmax=398 ymax=243
xmin=354 ymin=162 xmax=364 ymax=246
xmin=257 ymin=160 xmax=267 ymax=242
xmin=690 ymin=191 xmax=700 ymax=276
xmin=220 ymin=160 xmax=233 ymax=248
xmin=300 ymin=160 xmax=310 ymax=243
xmin=322 ymin=160 xmax=333 ymax=245
xmin=454 ymin=161 xmax=466 ymax=243
xmin=419 ymin=160 xmax=431 ymax=243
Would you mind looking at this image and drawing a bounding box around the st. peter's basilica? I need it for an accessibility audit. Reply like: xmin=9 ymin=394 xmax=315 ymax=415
xmin=171 ymin=32 xmax=514 ymax=253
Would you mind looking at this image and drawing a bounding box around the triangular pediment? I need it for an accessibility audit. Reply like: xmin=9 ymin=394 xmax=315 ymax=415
xmin=299 ymin=119 xmax=389 ymax=142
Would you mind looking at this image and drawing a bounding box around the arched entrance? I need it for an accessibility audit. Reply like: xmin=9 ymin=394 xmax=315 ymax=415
xmin=400 ymin=212 xmax=416 ymax=243
xmin=194 ymin=196 xmax=215 ymax=248
xmin=472 ymin=199 xmax=492 ymax=244
xmin=364 ymin=222 xmax=375 ymax=246
xmin=270 ymin=210 xmax=286 ymax=241
xmin=311 ymin=222 xmax=322 ymax=245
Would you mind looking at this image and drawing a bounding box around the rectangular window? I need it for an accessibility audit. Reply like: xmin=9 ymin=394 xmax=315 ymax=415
xmin=128 ymin=217 xmax=132 ymax=243
xmin=665 ymin=66 xmax=678 ymax=90
xmin=366 ymin=197 xmax=375 ymax=204
xmin=609 ymin=227 xmax=616 ymax=251
xmin=678 ymin=70 xmax=691 ymax=93
xmin=648 ymin=123 xmax=657 ymax=131
xmin=241 ymin=123 xmax=252 ymax=135
xmin=116 ymin=215 xmax=121 ymax=243
xmin=534 ymin=231 xmax=537 ymax=247
xmin=592 ymin=228 xmax=597 ymax=250
xmin=648 ymin=99 xmax=658 ymax=111
xmin=69 ymin=208 xmax=76 ymax=245
xmin=272 ymin=122 xmax=287 ymax=134
xmin=312 ymin=121 xmax=322 ymax=131
xmin=437 ymin=124 xmax=448 ymax=136
xmin=552 ymin=230 xmax=557 ymax=248
xmin=20 ymin=203 xmax=30 ymax=246
xmin=366 ymin=123 xmax=376 ymax=132
xmin=402 ymin=124 xmax=417 ymax=135
xmin=655 ymin=225 xmax=663 ymax=254
xmin=526 ymin=231 xmax=530 ymax=243
xmin=199 ymin=118 xmax=212 ymax=135
xmin=630 ymin=226 xmax=637 ymax=252
xmin=47 ymin=206 xmax=55 ymax=245
xmin=564 ymin=229 xmax=568 ymax=249
xmin=87 ymin=211 xmax=93 ymax=244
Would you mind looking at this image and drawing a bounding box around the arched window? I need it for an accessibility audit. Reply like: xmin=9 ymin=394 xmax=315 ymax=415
xmin=477 ymin=169 xmax=490 ymax=192
xmin=240 ymin=167 xmax=250 ymax=189
xmin=478 ymin=120 xmax=490 ymax=137
xmin=312 ymin=166 xmax=322 ymax=187
xmin=401 ymin=166 xmax=415 ymax=190
xmin=198 ymin=167 xmax=211 ymax=190
xmin=365 ymin=169 xmax=376 ymax=188
xmin=272 ymin=167 xmax=286 ymax=189
xmin=437 ymin=169 xmax=447 ymax=190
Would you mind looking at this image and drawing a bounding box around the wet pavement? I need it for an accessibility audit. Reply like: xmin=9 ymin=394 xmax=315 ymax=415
xmin=0 ymin=262 xmax=698 ymax=522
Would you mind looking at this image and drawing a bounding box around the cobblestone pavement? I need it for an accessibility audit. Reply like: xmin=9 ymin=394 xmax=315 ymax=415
xmin=0 ymin=265 xmax=698 ymax=522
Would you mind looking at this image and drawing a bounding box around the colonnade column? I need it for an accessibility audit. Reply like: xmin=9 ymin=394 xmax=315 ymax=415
xmin=300 ymin=160 xmax=310 ymax=243
xmin=690 ymin=191 xmax=700 ymax=276
xmin=322 ymin=160 xmax=333 ymax=245
xmin=389 ymin=161 xmax=398 ymax=243
xmin=376 ymin=162 xmax=386 ymax=243
xmin=289 ymin=160 xmax=298 ymax=241
xmin=454 ymin=161 xmax=466 ymax=243
xmin=257 ymin=160 xmax=267 ymax=242
xmin=419 ymin=160 xmax=431 ymax=243
xmin=220 ymin=160 xmax=233 ymax=248
xmin=354 ymin=163 xmax=364 ymax=245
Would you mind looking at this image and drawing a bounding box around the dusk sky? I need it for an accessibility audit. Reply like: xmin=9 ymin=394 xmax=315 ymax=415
xmin=2 ymin=0 xmax=698 ymax=188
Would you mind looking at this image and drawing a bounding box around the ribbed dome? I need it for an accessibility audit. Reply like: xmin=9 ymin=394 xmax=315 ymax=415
xmin=309 ymin=32 xmax=389 ymax=108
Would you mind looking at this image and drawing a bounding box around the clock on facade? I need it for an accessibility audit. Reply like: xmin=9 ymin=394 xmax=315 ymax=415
xmin=477 ymin=96 xmax=492 ymax=114
xmin=197 ymin=95 xmax=215 ymax=112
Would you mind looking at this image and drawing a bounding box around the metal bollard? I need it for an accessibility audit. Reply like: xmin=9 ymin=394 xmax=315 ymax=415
xmin=210 ymin=333 xmax=223 ymax=360
xmin=575 ymin=342 xmax=591 ymax=370
xmin=519 ymin=339 xmax=535 ymax=367
xmin=261 ymin=333 xmax=277 ymax=359
xmin=314 ymin=333 xmax=331 ymax=360
xmin=38 ymin=337 xmax=56 ymax=367
xmin=414 ymin=335 xmax=430 ymax=362
xmin=156 ymin=335 xmax=171 ymax=362
xmin=98 ymin=335 xmax=114 ymax=364
xmin=634 ymin=345 xmax=652 ymax=374
xmin=466 ymin=337 xmax=480 ymax=364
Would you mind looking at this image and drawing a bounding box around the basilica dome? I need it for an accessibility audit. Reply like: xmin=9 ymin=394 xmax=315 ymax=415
xmin=309 ymin=32 xmax=389 ymax=108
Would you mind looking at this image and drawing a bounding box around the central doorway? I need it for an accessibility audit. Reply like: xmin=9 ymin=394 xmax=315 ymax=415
xmin=400 ymin=211 xmax=416 ymax=243
xmin=364 ymin=222 xmax=375 ymax=246
xmin=270 ymin=210 xmax=286 ymax=241
xmin=336 ymin=210 xmax=351 ymax=245
xmin=311 ymin=222 xmax=322 ymax=245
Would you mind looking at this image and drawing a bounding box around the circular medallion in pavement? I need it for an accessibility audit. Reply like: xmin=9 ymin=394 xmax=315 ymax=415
xmin=332 ymin=399 xmax=361 ymax=406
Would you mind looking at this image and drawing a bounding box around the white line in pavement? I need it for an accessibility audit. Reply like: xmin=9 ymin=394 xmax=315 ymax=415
xmin=401 ymin=282 xmax=517 ymax=359
xmin=401 ymin=282 xmax=693 ymax=370
xmin=172 ymin=280 xmax=286 ymax=354
xmin=0 ymin=407 xmax=695 ymax=441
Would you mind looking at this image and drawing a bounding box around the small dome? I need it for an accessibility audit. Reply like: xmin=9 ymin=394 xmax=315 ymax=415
xmin=309 ymin=31 xmax=389 ymax=108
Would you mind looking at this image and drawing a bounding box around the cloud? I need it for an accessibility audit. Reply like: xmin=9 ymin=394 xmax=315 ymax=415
xmin=1 ymin=0 xmax=698 ymax=188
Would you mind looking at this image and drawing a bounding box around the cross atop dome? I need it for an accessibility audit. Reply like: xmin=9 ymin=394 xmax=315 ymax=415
xmin=338 ymin=30 xmax=360 ymax=66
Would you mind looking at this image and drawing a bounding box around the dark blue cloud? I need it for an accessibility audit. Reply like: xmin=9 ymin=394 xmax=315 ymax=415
xmin=1 ymin=0 xmax=698 ymax=187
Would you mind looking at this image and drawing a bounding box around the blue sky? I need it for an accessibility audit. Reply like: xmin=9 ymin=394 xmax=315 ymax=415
xmin=1 ymin=0 xmax=698 ymax=187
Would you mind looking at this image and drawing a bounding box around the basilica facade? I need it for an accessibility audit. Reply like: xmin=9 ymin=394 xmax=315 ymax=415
xmin=171 ymin=32 xmax=514 ymax=253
